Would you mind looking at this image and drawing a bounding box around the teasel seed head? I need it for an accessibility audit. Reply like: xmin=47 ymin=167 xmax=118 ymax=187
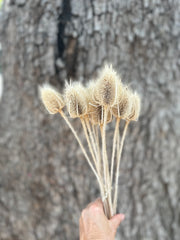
xmin=112 ymin=85 xmax=132 ymax=119
xmin=39 ymin=84 xmax=65 ymax=114
xmin=94 ymin=65 xmax=118 ymax=107
xmin=87 ymin=80 xmax=112 ymax=124
xmin=85 ymin=80 xmax=97 ymax=109
xmin=128 ymin=92 xmax=141 ymax=121
xmin=115 ymin=78 xmax=124 ymax=102
xmin=89 ymin=104 xmax=112 ymax=125
xmin=64 ymin=82 xmax=88 ymax=118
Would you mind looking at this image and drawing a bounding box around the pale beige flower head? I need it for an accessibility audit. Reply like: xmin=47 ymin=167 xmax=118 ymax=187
xmin=39 ymin=84 xmax=65 ymax=114
xmin=86 ymin=80 xmax=97 ymax=110
xmin=94 ymin=65 xmax=118 ymax=107
xmin=112 ymin=85 xmax=132 ymax=119
xmin=87 ymin=79 xmax=112 ymax=124
xmin=89 ymin=105 xmax=112 ymax=125
xmin=115 ymin=79 xmax=124 ymax=104
xmin=128 ymin=92 xmax=141 ymax=121
xmin=64 ymin=82 xmax=88 ymax=118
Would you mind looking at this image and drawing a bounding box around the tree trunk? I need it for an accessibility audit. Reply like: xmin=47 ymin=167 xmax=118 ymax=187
xmin=0 ymin=0 xmax=180 ymax=239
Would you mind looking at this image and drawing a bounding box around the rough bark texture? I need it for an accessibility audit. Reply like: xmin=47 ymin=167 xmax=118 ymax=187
xmin=0 ymin=0 xmax=180 ymax=239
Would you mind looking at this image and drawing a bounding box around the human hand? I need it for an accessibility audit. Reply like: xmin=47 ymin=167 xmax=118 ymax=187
xmin=79 ymin=198 xmax=125 ymax=240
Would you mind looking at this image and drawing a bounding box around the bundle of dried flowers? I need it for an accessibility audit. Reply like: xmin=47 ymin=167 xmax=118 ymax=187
xmin=40 ymin=65 xmax=141 ymax=219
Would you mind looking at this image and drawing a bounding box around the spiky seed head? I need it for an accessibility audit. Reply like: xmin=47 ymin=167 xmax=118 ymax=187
xmin=64 ymin=82 xmax=88 ymax=118
xmin=86 ymin=80 xmax=96 ymax=109
xmin=39 ymin=84 xmax=65 ymax=114
xmin=87 ymin=80 xmax=112 ymax=124
xmin=94 ymin=65 xmax=118 ymax=107
xmin=112 ymin=85 xmax=132 ymax=119
xmin=89 ymin=105 xmax=112 ymax=125
xmin=115 ymin=79 xmax=124 ymax=103
xmin=128 ymin=92 xmax=141 ymax=121
xmin=86 ymin=80 xmax=102 ymax=115
xmin=86 ymin=91 xmax=100 ymax=124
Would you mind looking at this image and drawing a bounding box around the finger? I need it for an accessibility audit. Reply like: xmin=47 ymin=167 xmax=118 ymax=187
xmin=86 ymin=198 xmax=104 ymax=214
xmin=109 ymin=214 xmax=125 ymax=231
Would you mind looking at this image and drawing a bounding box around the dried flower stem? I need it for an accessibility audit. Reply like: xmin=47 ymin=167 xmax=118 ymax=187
xmin=110 ymin=118 xmax=120 ymax=183
xmin=101 ymin=107 xmax=113 ymax=218
xmin=59 ymin=110 xmax=101 ymax=187
xmin=80 ymin=117 xmax=105 ymax=198
xmin=113 ymin=120 xmax=129 ymax=213
xmin=92 ymin=124 xmax=101 ymax=172
xmin=81 ymin=118 xmax=97 ymax=167
xmin=85 ymin=118 xmax=100 ymax=168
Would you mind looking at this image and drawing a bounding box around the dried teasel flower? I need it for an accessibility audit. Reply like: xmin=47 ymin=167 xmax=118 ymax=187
xmin=94 ymin=65 xmax=118 ymax=107
xmin=128 ymin=92 xmax=141 ymax=121
xmin=39 ymin=84 xmax=65 ymax=114
xmin=115 ymin=78 xmax=124 ymax=101
xmin=112 ymin=85 xmax=132 ymax=120
xmin=64 ymin=82 xmax=88 ymax=118
xmin=87 ymin=80 xmax=112 ymax=125
xmin=89 ymin=105 xmax=112 ymax=125
xmin=85 ymin=80 xmax=97 ymax=108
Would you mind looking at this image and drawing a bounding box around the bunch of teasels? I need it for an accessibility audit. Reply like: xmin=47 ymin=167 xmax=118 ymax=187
xmin=40 ymin=65 xmax=141 ymax=219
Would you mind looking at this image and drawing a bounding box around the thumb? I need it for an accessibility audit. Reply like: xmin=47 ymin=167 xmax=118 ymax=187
xmin=109 ymin=214 xmax=125 ymax=231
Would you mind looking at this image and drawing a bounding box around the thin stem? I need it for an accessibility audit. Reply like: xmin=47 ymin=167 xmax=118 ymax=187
xmin=87 ymin=120 xmax=103 ymax=193
xmin=81 ymin=117 xmax=105 ymax=200
xmin=110 ymin=118 xmax=120 ymax=183
xmin=100 ymin=124 xmax=109 ymax=217
xmin=85 ymin=118 xmax=100 ymax=168
xmin=93 ymin=124 xmax=101 ymax=172
xmin=100 ymin=124 xmax=106 ymax=187
xmin=113 ymin=126 xmax=120 ymax=216
xmin=101 ymin=107 xmax=113 ymax=218
xmin=81 ymin=118 xmax=97 ymax=169
xmin=113 ymin=120 xmax=129 ymax=213
xmin=59 ymin=110 xmax=101 ymax=186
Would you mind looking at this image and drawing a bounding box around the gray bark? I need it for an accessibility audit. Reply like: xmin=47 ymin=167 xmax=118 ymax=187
xmin=0 ymin=0 xmax=180 ymax=239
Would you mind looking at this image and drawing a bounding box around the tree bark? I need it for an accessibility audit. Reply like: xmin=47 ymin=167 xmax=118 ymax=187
xmin=0 ymin=0 xmax=180 ymax=239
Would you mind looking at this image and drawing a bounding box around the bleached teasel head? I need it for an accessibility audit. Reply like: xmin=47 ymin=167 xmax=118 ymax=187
xmin=89 ymin=105 xmax=112 ymax=125
xmin=86 ymin=80 xmax=112 ymax=124
xmin=128 ymin=92 xmax=141 ymax=121
xmin=39 ymin=84 xmax=65 ymax=114
xmin=112 ymin=85 xmax=132 ymax=120
xmin=64 ymin=82 xmax=88 ymax=118
xmin=85 ymin=80 xmax=97 ymax=109
xmin=94 ymin=65 xmax=119 ymax=107
xmin=115 ymin=78 xmax=124 ymax=103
